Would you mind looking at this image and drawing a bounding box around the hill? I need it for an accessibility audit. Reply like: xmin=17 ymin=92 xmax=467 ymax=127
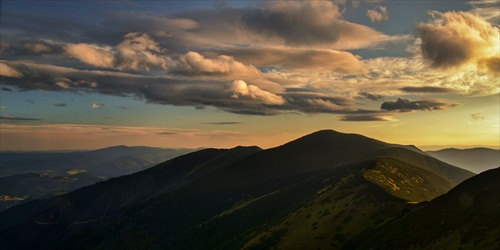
xmin=349 ymin=167 xmax=500 ymax=249
xmin=427 ymin=148 xmax=500 ymax=173
xmin=0 ymin=146 xmax=196 ymax=177
xmin=0 ymin=130 xmax=476 ymax=250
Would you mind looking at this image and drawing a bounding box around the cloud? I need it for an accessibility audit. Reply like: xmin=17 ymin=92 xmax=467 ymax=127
xmin=158 ymin=131 xmax=177 ymax=135
xmin=64 ymin=43 xmax=114 ymax=68
xmin=240 ymin=1 xmax=388 ymax=49
xmin=0 ymin=62 xmax=23 ymax=78
xmin=0 ymin=115 xmax=40 ymax=121
xmin=226 ymin=80 xmax=285 ymax=105
xmin=174 ymin=51 xmax=260 ymax=76
xmin=418 ymin=11 xmax=500 ymax=73
xmin=53 ymin=103 xmax=67 ymax=107
xmin=229 ymin=47 xmax=368 ymax=74
xmin=203 ymin=122 xmax=242 ymax=125
xmin=65 ymin=32 xmax=168 ymax=71
xmin=366 ymin=5 xmax=389 ymax=23
xmin=470 ymin=112 xmax=485 ymax=120
xmin=0 ymin=106 xmax=6 ymax=109
xmin=340 ymin=114 xmax=395 ymax=122
xmin=25 ymin=99 xmax=35 ymax=105
xmin=468 ymin=0 xmax=500 ymax=23
xmin=381 ymin=98 xmax=460 ymax=112
xmin=0 ymin=39 xmax=61 ymax=57
xmin=1 ymin=87 xmax=13 ymax=91
xmin=358 ymin=92 xmax=384 ymax=101
xmin=114 ymin=32 xmax=168 ymax=71
xmin=116 ymin=106 xmax=128 ymax=110
xmin=399 ymin=86 xmax=456 ymax=94
xmin=91 ymin=103 xmax=105 ymax=109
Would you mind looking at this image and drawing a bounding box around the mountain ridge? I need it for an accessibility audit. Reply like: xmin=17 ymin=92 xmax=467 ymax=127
xmin=0 ymin=130 xmax=480 ymax=250
xmin=427 ymin=147 xmax=500 ymax=173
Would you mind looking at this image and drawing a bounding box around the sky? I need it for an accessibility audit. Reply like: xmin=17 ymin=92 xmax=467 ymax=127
xmin=0 ymin=0 xmax=499 ymax=151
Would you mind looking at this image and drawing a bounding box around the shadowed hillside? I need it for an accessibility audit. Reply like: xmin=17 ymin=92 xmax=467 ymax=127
xmin=0 ymin=130 xmax=479 ymax=250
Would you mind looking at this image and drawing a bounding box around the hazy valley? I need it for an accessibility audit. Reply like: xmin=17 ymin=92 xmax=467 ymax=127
xmin=0 ymin=147 xmax=196 ymax=210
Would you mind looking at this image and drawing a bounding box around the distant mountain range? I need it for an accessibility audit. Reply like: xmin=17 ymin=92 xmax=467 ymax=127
xmin=1 ymin=130 xmax=497 ymax=250
xmin=427 ymin=148 xmax=499 ymax=173
xmin=0 ymin=146 xmax=196 ymax=210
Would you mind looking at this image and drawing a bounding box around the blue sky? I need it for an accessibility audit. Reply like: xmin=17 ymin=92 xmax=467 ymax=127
xmin=1 ymin=0 xmax=499 ymax=150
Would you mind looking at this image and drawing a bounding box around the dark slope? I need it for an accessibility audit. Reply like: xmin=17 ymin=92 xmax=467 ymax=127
xmin=427 ymin=147 xmax=500 ymax=173
xmin=188 ymin=130 xmax=472 ymax=192
xmin=0 ymin=146 xmax=261 ymax=250
xmin=89 ymin=160 xmax=407 ymax=250
xmin=0 ymin=130 xmax=476 ymax=250
xmin=350 ymin=167 xmax=500 ymax=250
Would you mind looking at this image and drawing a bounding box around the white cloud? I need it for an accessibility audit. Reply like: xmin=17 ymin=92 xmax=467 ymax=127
xmin=226 ymin=80 xmax=285 ymax=105
xmin=175 ymin=51 xmax=260 ymax=77
xmin=91 ymin=103 xmax=105 ymax=109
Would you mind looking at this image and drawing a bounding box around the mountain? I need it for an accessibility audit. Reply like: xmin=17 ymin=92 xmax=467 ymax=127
xmin=349 ymin=167 xmax=500 ymax=249
xmin=0 ymin=146 xmax=196 ymax=177
xmin=0 ymin=146 xmax=196 ymax=210
xmin=0 ymin=130 xmax=477 ymax=250
xmin=427 ymin=148 xmax=500 ymax=173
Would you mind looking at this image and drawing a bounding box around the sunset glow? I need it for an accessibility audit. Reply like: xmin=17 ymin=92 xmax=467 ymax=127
xmin=1 ymin=0 xmax=499 ymax=151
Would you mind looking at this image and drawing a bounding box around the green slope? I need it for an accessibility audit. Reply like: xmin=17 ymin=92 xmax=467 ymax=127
xmin=350 ymin=167 xmax=500 ymax=250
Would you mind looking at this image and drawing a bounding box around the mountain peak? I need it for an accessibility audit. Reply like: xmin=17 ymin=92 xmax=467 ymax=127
xmin=280 ymin=129 xmax=390 ymax=155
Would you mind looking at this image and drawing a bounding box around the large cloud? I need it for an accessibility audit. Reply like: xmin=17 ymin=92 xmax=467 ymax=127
xmin=418 ymin=11 xmax=500 ymax=73
xmin=240 ymin=1 xmax=389 ymax=49
xmin=64 ymin=32 xmax=169 ymax=71
xmin=228 ymin=47 xmax=368 ymax=74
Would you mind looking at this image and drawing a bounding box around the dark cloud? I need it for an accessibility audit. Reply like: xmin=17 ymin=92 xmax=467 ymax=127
xmin=399 ymin=86 xmax=455 ymax=94
xmin=358 ymin=92 xmax=384 ymax=101
xmin=0 ymin=115 xmax=40 ymax=121
xmin=340 ymin=114 xmax=394 ymax=122
xmin=240 ymin=1 xmax=384 ymax=48
xmin=203 ymin=122 xmax=242 ymax=125
xmin=158 ymin=131 xmax=176 ymax=135
xmin=116 ymin=106 xmax=129 ymax=110
xmin=1 ymin=87 xmax=13 ymax=91
xmin=2 ymin=60 xmax=394 ymax=118
xmin=53 ymin=103 xmax=67 ymax=107
xmin=381 ymin=98 xmax=460 ymax=112
xmin=25 ymin=99 xmax=35 ymax=104
xmin=0 ymin=39 xmax=61 ymax=58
